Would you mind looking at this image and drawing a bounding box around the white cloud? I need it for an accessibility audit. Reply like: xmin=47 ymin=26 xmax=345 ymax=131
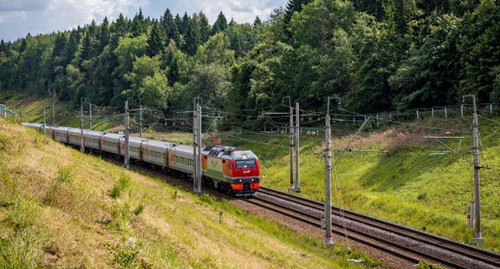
xmin=0 ymin=0 xmax=288 ymax=41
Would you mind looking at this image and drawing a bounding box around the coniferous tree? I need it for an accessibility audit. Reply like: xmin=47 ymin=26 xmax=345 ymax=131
xmin=174 ymin=14 xmax=184 ymax=36
xmin=98 ymin=17 xmax=110 ymax=51
xmin=179 ymin=12 xmax=190 ymax=36
xmin=212 ymin=12 xmax=228 ymax=35
xmin=131 ymin=9 xmax=147 ymax=36
xmin=253 ymin=16 xmax=262 ymax=27
xmin=112 ymin=13 xmax=129 ymax=37
xmin=161 ymin=9 xmax=181 ymax=45
xmin=198 ymin=12 xmax=211 ymax=43
xmin=147 ymin=23 xmax=163 ymax=57
xmin=184 ymin=14 xmax=201 ymax=55
xmin=78 ymin=32 xmax=92 ymax=64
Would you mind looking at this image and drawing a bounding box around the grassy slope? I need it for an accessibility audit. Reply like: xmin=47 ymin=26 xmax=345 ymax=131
xmin=0 ymin=118 xmax=372 ymax=268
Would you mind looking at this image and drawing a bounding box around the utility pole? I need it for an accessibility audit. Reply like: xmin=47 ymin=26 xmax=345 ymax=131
xmin=124 ymin=101 xmax=130 ymax=169
xmin=193 ymin=98 xmax=202 ymax=194
xmin=193 ymin=100 xmax=198 ymax=193
xmin=139 ymin=104 xmax=143 ymax=138
xmin=464 ymin=95 xmax=483 ymax=244
xmin=43 ymin=108 xmax=47 ymax=136
xmin=89 ymin=103 xmax=92 ymax=129
xmin=196 ymin=104 xmax=202 ymax=193
xmin=284 ymin=96 xmax=294 ymax=191
xmin=324 ymin=109 xmax=333 ymax=246
xmin=295 ymin=102 xmax=301 ymax=192
xmin=80 ymin=101 xmax=84 ymax=152
xmin=324 ymin=97 xmax=340 ymax=247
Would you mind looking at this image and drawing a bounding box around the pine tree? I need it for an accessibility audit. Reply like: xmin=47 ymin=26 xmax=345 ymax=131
xmin=98 ymin=17 xmax=110 ymax=51
xmin=131 ymin=9 xmax=147 ymax=36
xmin=179 ymin=12 xmax=189 ymax=36
xmin=284 ymin=0 xmax=312 ymax=25
xmin=65 ymin=30 xmax=80 ymax=65
xmin=147 ymin=23 xmax=163 ymax=56
xmin=161 ymin=9 xmax=180 ymax=45
xmin=112 ymin=13 xmax=129 ymax=37
xmin=79 ymin=32 xmax=92 ymax=63
xmin=253 ymin=16 xmax=262 ymax=27
xmin=212 ymin=12 xmax=228 ymax=35
xmin=198 ymin=12 xmax=211 ymax=43
xmin=184 ymin=14 xmax=201 ymax=55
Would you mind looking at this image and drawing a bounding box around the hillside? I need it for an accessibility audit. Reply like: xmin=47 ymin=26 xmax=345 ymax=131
xmin=0 ymin=117 xmax=376 ymax=268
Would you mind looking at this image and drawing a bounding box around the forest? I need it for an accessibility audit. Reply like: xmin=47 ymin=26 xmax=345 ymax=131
xmin=0 ymin=0 xmax=498 ymax=130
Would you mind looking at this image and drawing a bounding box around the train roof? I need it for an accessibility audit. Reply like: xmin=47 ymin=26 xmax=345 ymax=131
xmin=171 ymin=144 xmax=194 ymax=153
xmin=22 ymin=122 xmax=42 ymax=128
xmin=52 ymin=126 xmax=70 ymax=131
xmin=84 ymin=130 xmax=104 ymax=136
xmin=202 ymin=146 xmax=257 ymax=160
xmin=142 ymin=139 xmax=175 ymax=147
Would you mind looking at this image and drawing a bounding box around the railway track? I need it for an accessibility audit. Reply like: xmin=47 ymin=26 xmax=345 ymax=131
xmin=244 ymin=187 xmax=500 ymax=269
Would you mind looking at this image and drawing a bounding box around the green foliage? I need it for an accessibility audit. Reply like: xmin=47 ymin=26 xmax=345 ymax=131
xmin=1 ymin=1 xmax=499 ymax=126
xmin=212 ymin=12 xmax=228 ymax=35
xmin=109 ymin=174 xmax=131 ymax=199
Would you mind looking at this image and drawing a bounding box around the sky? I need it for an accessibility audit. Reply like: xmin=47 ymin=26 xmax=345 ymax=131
xmin=0 ymin=0 xmax=288 ymax=42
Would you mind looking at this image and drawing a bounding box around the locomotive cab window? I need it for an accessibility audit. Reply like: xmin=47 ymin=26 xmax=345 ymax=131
xmin=236 ymin=160 xmax=256 ymax=169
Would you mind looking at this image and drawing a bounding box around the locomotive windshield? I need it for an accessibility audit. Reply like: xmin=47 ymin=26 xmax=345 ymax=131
xmin=236 ymin=160 xmax=256 ymax=169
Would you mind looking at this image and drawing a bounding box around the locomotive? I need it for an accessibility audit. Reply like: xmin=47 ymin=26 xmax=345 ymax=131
xmin=23 ymin=123 xmax=261 ymax=196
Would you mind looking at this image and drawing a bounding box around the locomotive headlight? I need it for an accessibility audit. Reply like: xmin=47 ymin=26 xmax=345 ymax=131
xmin=238 ymin=179 xmax=242 ymax=183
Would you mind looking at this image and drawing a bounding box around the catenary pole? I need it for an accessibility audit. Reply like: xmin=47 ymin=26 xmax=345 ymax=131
xmin=289 ymin=105 xmax=295 ymax=190
xmin=193 ymin=100 xmax=198 ymax=192
xmin=43 ymin=108 xmax=47 ymax=136
xmin=324 ymin=112 xmax=333 ymax=246
xmin=196 ymin=104 xmax=202 ymax=193
xmin=124 ymin=101 xmax=130 ymax=169
xmin=89 ymin=103 xmax=92 ymax=129
xmin=465 ymin=95 xmax=484 ymax=244
xmin=80 ymin=101 xmax=84 ymax=152
xmin=295 ymin=102 xmax=301 ymax=192
xmin=139 ymin=104 xmax=143 ymax=138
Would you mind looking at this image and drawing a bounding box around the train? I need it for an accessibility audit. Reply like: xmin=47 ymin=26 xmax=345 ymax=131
xmin=22 ymin=122 xmax=261 ymax=196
